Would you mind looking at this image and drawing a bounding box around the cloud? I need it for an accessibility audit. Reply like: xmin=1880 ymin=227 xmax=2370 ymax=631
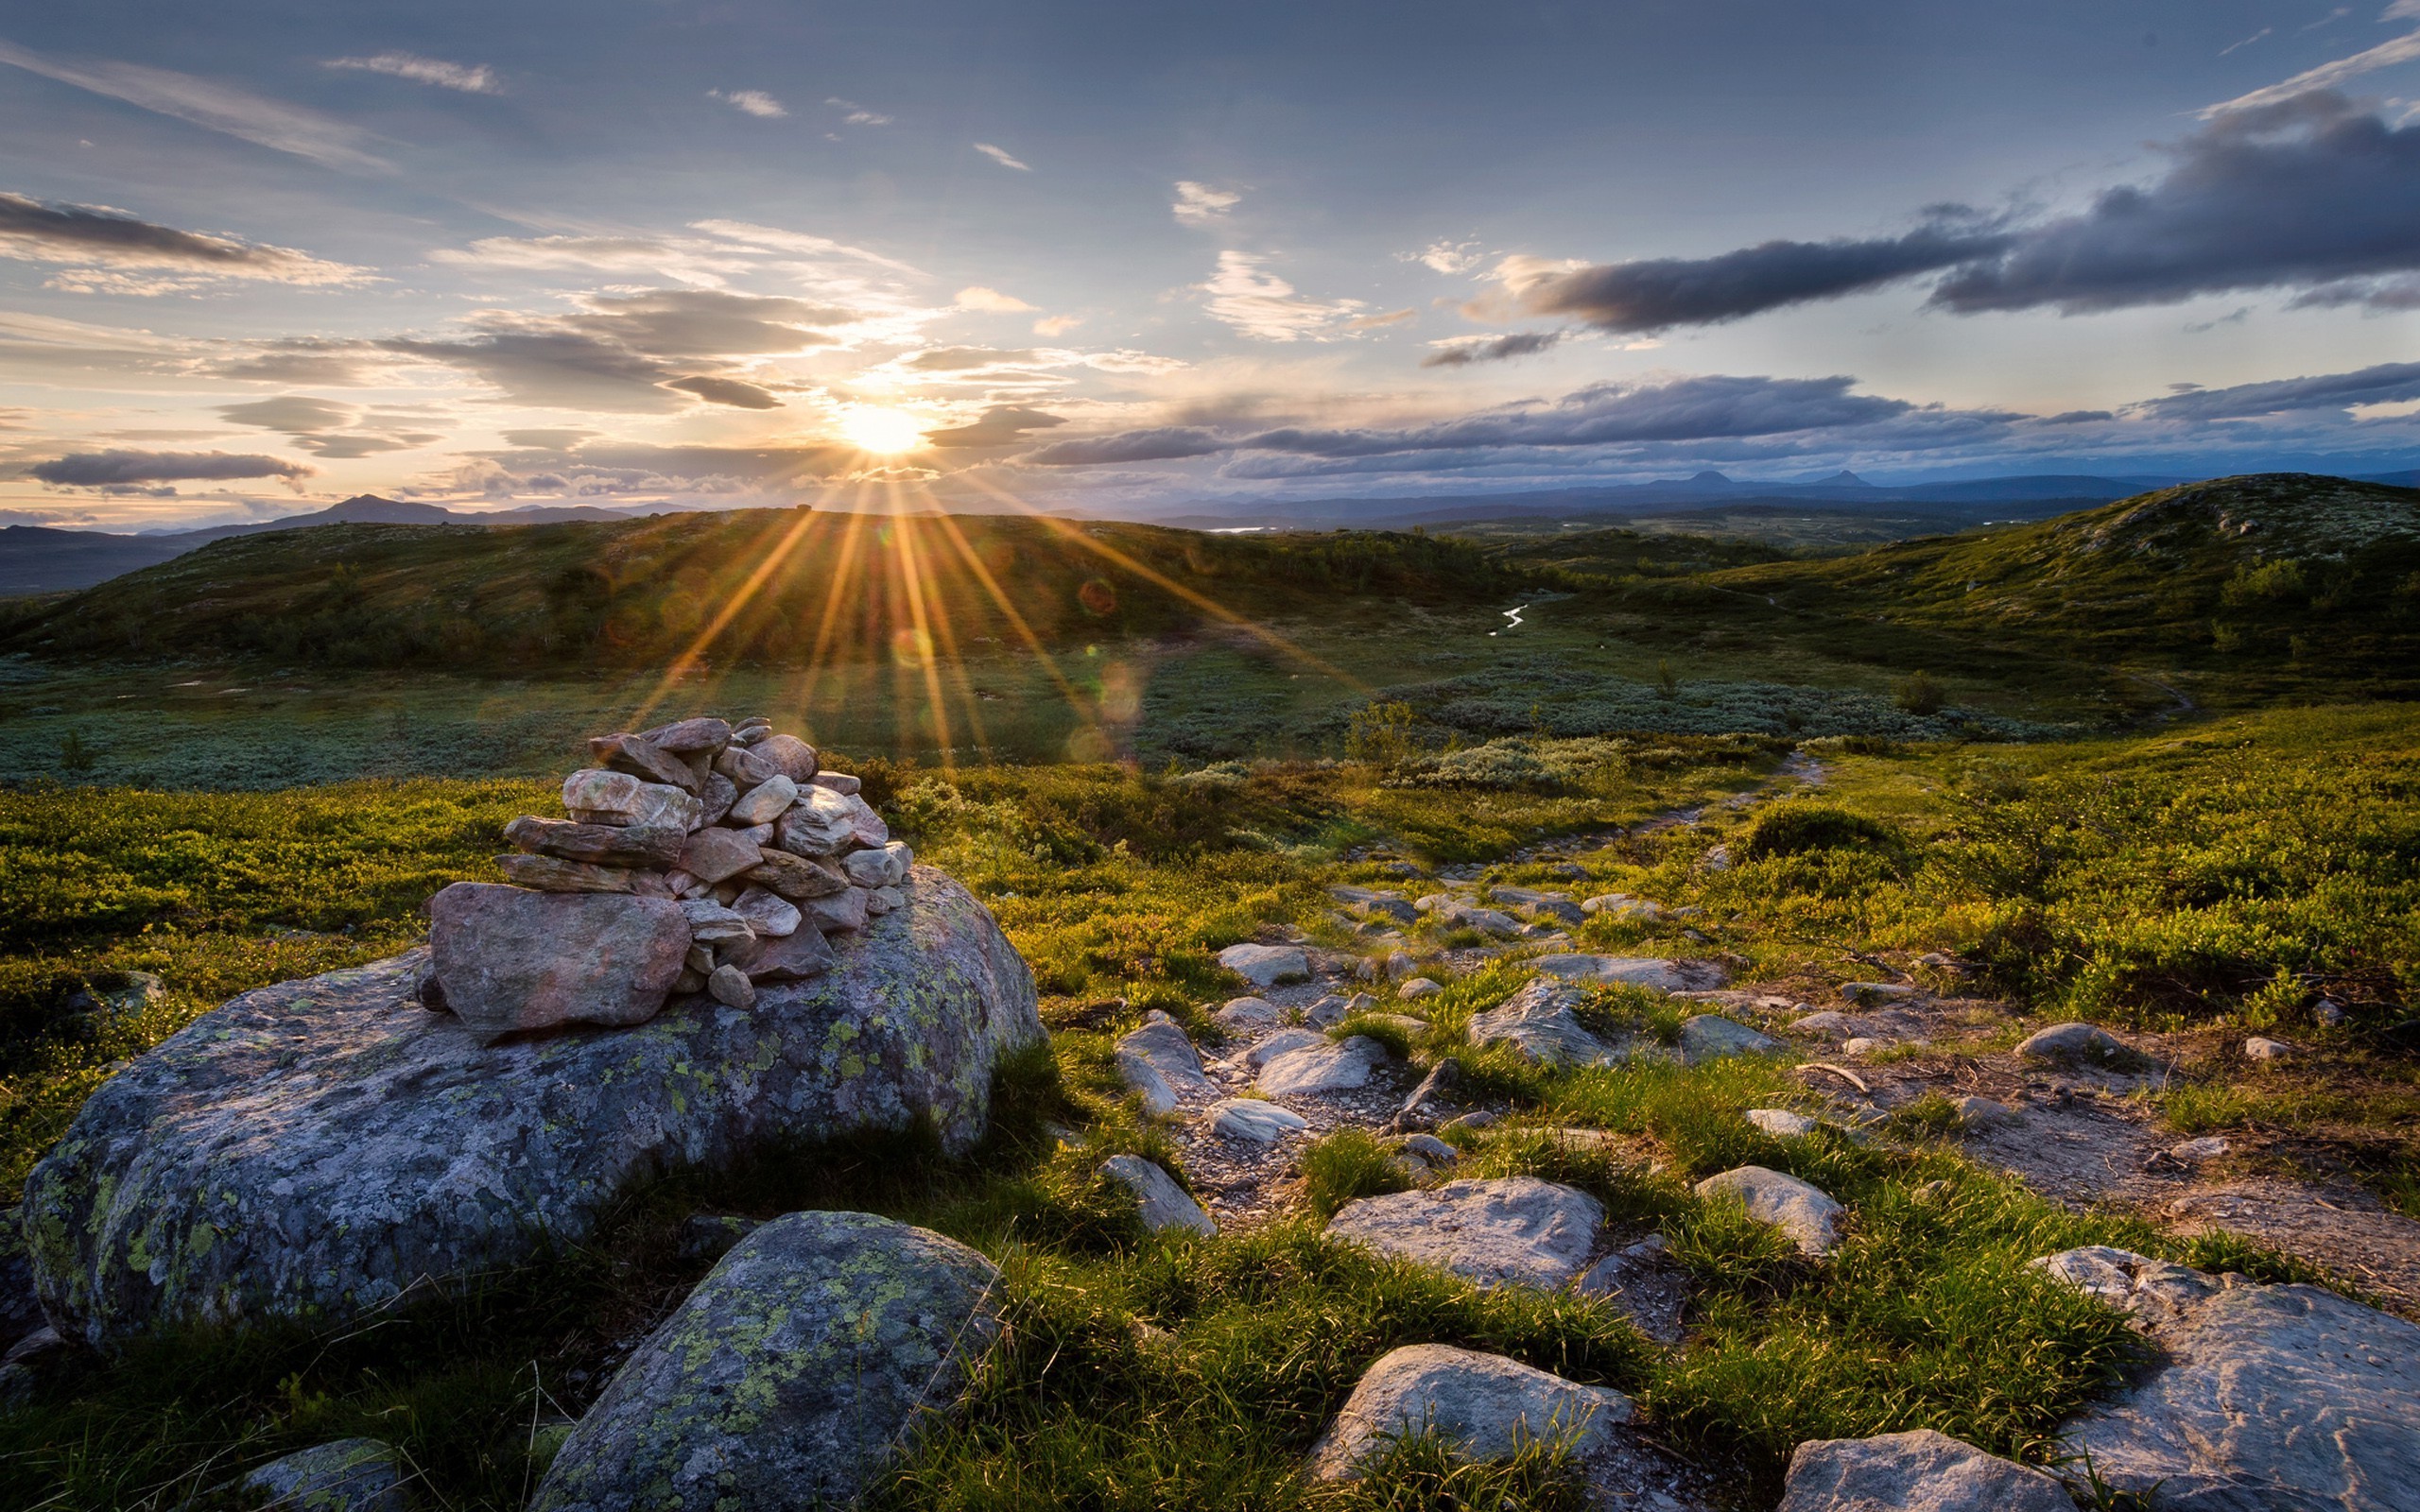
xmin=214 ymin=394 xmax=441 ymax=456
xmin=709 ymin=89 xmax=786 ymax=118
xmin=1406 ymin=238 xmax=1485 ymax=274
xmin=1346 ymin=308 xmax=1417 ymax=330
xmin=2204 ymin=25 xmax=2420 ymax=114
xmin=324 ymin=53 xmax=498 ymax=93
xmin=1200 ymin=250 xmax=1368 ymax=341
xmin=1422 ymin=330 xmax=1563 ymax=367
xmin=1032 ymin=314 xmax=1082 ymax=336
xmin=825 ymin=96 xmax=891 ymax=126
xmin=2220 ymin=26 xmax=2272 ymax=56
xmin=500 ymin=428 xmax=594 ymax=449
xmin=974 ymin=142 xmax=1031 ymax=170
xmin=1495 ymin=217 xmax=2008 ymax=334
xmin=1173 ymin=181 xmax=1240 ymax=226
xmin=1497 ymin=94 xmax=2420 ymax=329
xmin=26 ymin=449 xmax=314 ymax=487
xmin=2132 ymin=359 xmax=2420 ymax=419
xmin=956 ymin=285 xmax=1034 ymax=312
xmin=0 ymin=192 xmax=368 ymax=288
xmin=217 ymin=396 xmax=354 ymax=432
xmin=663 ymin=374 xmax=784 ymax=408
xmin=0 ymin=37 xmax=386 ymax=171
xmin=207 ymin=338 xmax=384 ymax=385
xmin=923 ymin=404 xmax=1068 ymax=447
xmin=1026 ymin=426 xmax=1228 ymax=466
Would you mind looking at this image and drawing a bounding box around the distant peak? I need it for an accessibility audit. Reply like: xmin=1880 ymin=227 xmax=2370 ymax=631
xmin=1685 ymin=471 xmax=1732 ymax=484
xmin=1818 ymin=471 xmax=1867 ymax=486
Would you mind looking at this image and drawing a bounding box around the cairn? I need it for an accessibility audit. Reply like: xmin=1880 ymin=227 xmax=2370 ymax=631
xmin=424 ymin=715 xmax=912 ymax=1041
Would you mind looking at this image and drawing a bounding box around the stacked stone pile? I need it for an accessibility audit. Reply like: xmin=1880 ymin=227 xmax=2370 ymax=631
xmin=428 ymin=714 xmax=914 ymax=1040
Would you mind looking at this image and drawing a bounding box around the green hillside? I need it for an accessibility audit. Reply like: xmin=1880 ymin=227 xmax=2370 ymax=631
xmin=1704 ymin=473 xmax=2420 ymax=694
xmin=0 ymin=509 xmax=1533 ymax=671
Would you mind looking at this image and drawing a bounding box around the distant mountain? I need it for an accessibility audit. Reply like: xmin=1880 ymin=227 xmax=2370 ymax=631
xmin=2 ymin=496 xmax=638 ymax=595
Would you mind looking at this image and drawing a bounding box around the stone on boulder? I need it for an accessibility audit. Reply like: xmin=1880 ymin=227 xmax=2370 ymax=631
xmin=1695 ymin=1166 xmax=1843 ymax=1257
xmin=588 ymin=731 xmax=698 ymax=793
xmin=1776 ymin=1430 xmax=2072 ymax=1512
xmin=2033 ymin=1246 xmax=2420 ymax=1512
xmin=561 ymin=766 xmax=641 ymax=817
xmin=25 ymin=868 xmax=1041 ymax=1346
xmin=1325 ymin=1177 xmax=1602 ymax=1290
xmin=532 ymin=1211 xmax=1000 ymax=1512
xmin=2016 ymin=1022 xmax=2135 ymax=1066
xmin=812 ymin=770 xmax=862 ymax=796
xmin=744 ymin=848 xmax=850 ymax=900
xmin=776 ymin=784 xmax=865 ymax=856
xmin=732 ymin=885 xmax=802 ymax=939
xmin=715 ymin=743 xmax=778 ymax=790
xmin=676 ymin=826 xmax=762 ymax=885
xmin=679 ymin=898 xmax=754 ymax=945
xmin=751 ymin=732 xmax=820 ymax=784
xmin=1305 ymin=1344 xmax=1633 ymax=1482
xmin=707 ymin=963 xmax=756 ymax=1009
xmin=1101 ymin=1155 xmax=1216 ymax=1235
xmin=1529 ymin=954 xmax=1725 ymax=992
xmin=505 ymin=816 xmax=687 ymax=869
xmin=695 ymin=771 xmax=737 ymax=828
xmin=727 ymin=773 xmax=799 ymax=827
xmin=1218 ymin=943 xmax=1309 ymax=988
xmin=730 ymin=923 xmax=837 ymax=984
xmin=636 ymin=716 xmax=731 ymax=754
xmin=240 ymin=1437 xmax=407 ymax=1512
xmin=1206 ymin=1098 xmax=1309 ymax=1143
xmin=1679 ymin=1013 xmax=1785 ymax=1064
xmin=866 ymin=885 xmax=904 ymax=916
xmin=842 ymin=848 xmax=893 ymax=887
xmin=429 ymin=885 xmax=688 ymax=1042
xmin=623 ymin=782 xmax=703 ymax=833
xmin=493 ymin=854 xmax=664 ymax=896
xmin=804 ymin=885 xmax=871 ymax=934
xmin=1256 ymin=1036 xmax=1389 ymax=1096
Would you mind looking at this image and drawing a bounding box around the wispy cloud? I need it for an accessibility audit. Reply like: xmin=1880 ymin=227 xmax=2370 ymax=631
xmin=825 ymin=96 xmax=891 ymax=126
xmin=0 ymin=191 xmax=370 ymax=292
xmin=0 ymin=37 xmax=386 ymax=171
xmin=1172 ymin=180 xmax=1240 ymax=225
xmin=1199 ymin=250 xmax=1367 ymax=341
xmin=2220 ymin=27 xmax=2272 ymax=57
xmin=974 ymin=142 xmax=1031 ymax=170
xmin=1421 ymin=330 xmax=1563 ymax=367
xmin=709 ymin=88 xmax=787 ymax=119
xmin=324 ymin=52 xmax=498 ymax=94
xmin=956 ymin=285 xmax=1033 ymax=312
xmin=1032 ymin=314 xmax=1081 ymax=336
xmin=1405 ymin=238 xmax=1485 ymax=274
xmin=2204 ymin=24 xmax=2420 ymax=114
xmin=26 ymin=448 xmax=315 ymax=489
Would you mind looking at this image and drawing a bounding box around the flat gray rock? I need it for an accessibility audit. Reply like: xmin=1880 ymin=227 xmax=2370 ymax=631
xmin=1695 ymin=1166 xmax=1844 ymax=1257
xmin=25 ymin=867 xmax=1042 ymax=1346
xmin=1326 ymin=1177 xmax=1603 ymax=1290
xmin=1467 ymin=977 xmax=1629 ymax=1069
xmin=1776 ymin=1429 xmax=2071 ymax=1512
xmin=1218 ymin=943 xmax=1310 ymax=988
xmin=1246 ymin=1027 xmax=1326 ymax=1067
xmin=1101 ymin=1154 xmax=1216 ymax=1236
xmin=1746 ymin=1108 xmax=1821 ymax=1138
xmin=533 ymin=1211 xmax=1001 ymax=1512
xmin=2016 ymin=1021 xmax=2135 ymax=1065
xmin=1115 ymin=1020 xmax=1216 ymax=1113
xmin=428 ymin=885 xmax=689 ymax=1042
xmin=1213 ymin=996 xmax=1281 ymax=1028
xmin=1205 ymin=1098 xmax=1309 ymax=1143
xmin=1255 ymin=1035 xmax=1389 ymax=1095
xmin=1679 ymin=1013 xmax=1785 ymax=1064
xmin=241 ymin=1436 xmax=407 ymax=1511
xmin=2035 ymin=1246 xmax=2420 ymax=1512
xmin=1529 ymin=954 xmax=1725 ymax=992
xmin=1305 ymin=1343 xmax=1633 ymax=1482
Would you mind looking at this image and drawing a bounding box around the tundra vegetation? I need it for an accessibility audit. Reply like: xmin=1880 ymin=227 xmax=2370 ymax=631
xmin=0 ymin=473 xmax=2412 ymax=1508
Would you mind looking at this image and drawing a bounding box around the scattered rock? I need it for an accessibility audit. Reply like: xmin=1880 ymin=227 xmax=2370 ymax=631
xmin=1469 ymin=978 xmax=1632 ymax=1069
xmin=1775 ymin=1429 xmax=2072 ymax=1512
xmin=1573 ymin=1236 xmax=1689 ymax=1345
xmin=2015 ymin=1022 xmax=2135 ymax=1066
xmin=532 ymin=1212 xmax=999 ymax=1512
xmin=2244 ymin=1036 xmax=2297 ymax=1063
xmin=428 ymin=885 xmax=689 ymax=1042
xmin=1678 ymin=1013 xmax=1784 ymax=1064
xmin=1305 ymin=1344 xmax=1633 ymax=1482
xmin=2314 ymin=1001 xmax=2348 ymax=1027
xmin=1391 ymin=1058 xmax=1462 ymax=1130
xmin=26 ymin=872 xmax=1041 ymax=1345
xmin=1213 ymin=996 xmax=1281 ymax=1029
xmin=1116 ymin=1020 xmax=1217 ymax=1113
xmin=1304 ymin=994 xmax=1351 ymax=1028
xmin=1206 ymin=1098 xmax=1309 ymax=1143
xmin=1840 ymin=981 xmax=1915 ymax=1005
xmin=1325 ymin=1177 xmax=1603 ymax=1290
xmin=1785 ymin=1010 xmax=1856 ymax=1040
xmin=2170 ymin=1135 xmax=2230 ymax=1161
xmin=1746 ymin=1108 xmax=1820 ymax=1139
xmin=1530 ymin=954 xmax=1725 ymax=992
xmin=1400 ymin=1133 xmax=1459 ymax=1165
xmin=1954 ymin=1094 xmax=2020 ymax=1129
xmin=2035 ymin=1246 xmax=2420 ymax=1512
xmin=1398 ymin=977 xmax=1443 ymax=1001
xmin=1101 ymin=1155 xmax=1217 ymax=1236
xmin=1694 ymin=1166 xmax=1843 ymax=1257
xmin=1218 ymin=943 xmax=1310 ymax=988
xmin=1246 ymin=1028 xmax=1327 ymax=1067
xmin=1256 ymin=1036 xmax=1390 ymax=1095
xmin=241 ymin=1437 xmax=408 ymax=1512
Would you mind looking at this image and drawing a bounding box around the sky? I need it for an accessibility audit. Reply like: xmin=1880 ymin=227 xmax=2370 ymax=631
xmin=4 ymin=0 xmax=2420 ymax=529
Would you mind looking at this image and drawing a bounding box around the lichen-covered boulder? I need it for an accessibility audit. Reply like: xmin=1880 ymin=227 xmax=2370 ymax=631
xmin=239 ymin=1437 xmax=408 ymax=1511
xmin=25 ymin=867 xmax=1041 ymax=1347
xmin=533 ymin=1211 xmax=1000 ymax=1512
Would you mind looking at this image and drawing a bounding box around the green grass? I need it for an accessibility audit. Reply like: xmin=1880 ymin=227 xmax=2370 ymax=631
xmin=1301 ymin=1129 xmax=1416 ymax=1220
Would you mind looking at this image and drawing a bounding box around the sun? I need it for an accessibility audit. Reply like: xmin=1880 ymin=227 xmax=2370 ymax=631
xmin=836 ymin=406 xmax=927 ymax=454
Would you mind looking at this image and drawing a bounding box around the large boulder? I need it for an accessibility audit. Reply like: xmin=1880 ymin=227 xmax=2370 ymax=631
xmin=427 ymin=884 xmax=689 ymax=1042
xmin=1695 ymin=1166 xmax=1844 ymax=1257
xmin=533 ymin=1211 xmax=1000 ymax=1512
xmin=24 ymin=867 xmax=1042 ymax=1347
xmin=1776 ymin=1430 xmax=2072 ymax=1512
xmin=2034 ymin=1246 xmax=2420 ymax=1512
xmin=1305 ymin=1344 xmax=1633 ymax=1482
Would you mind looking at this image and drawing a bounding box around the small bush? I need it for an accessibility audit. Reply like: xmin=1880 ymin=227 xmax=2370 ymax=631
xmin=1347 ymin=701 xmax=1420 ymax=773
xmin=1302 ymin=1128 xmax=1413 ymax=1220
xmin=1893 ymin=670 xmax=1945 ymax=716
xmin=1737 ymin=802 xmax=1907 ymax=864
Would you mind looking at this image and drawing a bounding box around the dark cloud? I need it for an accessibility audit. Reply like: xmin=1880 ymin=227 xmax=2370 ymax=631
xmin=1506 ymin=221 xmax=2005 ymax=334
xmin=1504 ymin=93 xmax=2420 ymax=331
xmin=2133 ymin=360 xmax=2420 ymax=420
xmin=1025 ymin=426 xmax=1229 ymax=465
xmin=217 ymin=396 xmax=354 ymax=432
xmin=26 ymin=449 xmax=315 ymax=486
xmin=296 ymin=433 xmax=437 ymax=458
xmin=923 ymin=404 xmax=1066 ymax=447
xmin=663 ymin=375 xmax=784 ymax=408
xmin=207 ymin=340 xmax=384 ymax=386
xmin=0 ymin=191 xmax=363 ymax=283
xmin=501 ymin=427 xmax=595 ymax=448
xmin=1420 ymin=331 xmax=1566 ymax=367
xmin=559 ymin=290 xmax=854 ymax=356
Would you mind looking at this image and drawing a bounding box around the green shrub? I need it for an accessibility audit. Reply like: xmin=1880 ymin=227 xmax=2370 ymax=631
xmin=1893 ymin=670 xmax=1945 ymax=716
xmin=1301 ymin=1129 xmax=1414 ymax=1220
xmin=1737 ymin=802 xmax=1907 ymax=864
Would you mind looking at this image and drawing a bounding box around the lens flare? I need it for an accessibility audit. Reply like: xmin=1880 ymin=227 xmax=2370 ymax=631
xmin=836 ymin=406 xmax=926 ymax=454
